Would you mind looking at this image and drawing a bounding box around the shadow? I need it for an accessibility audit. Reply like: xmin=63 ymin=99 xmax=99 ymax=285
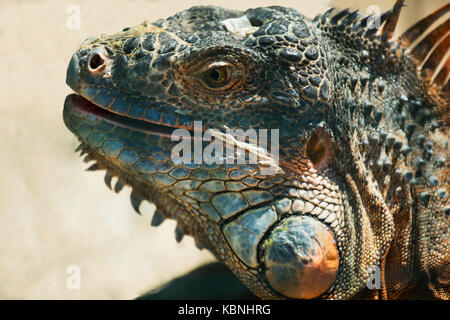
xmin=137 ymin=262 xmax=257 ymax=300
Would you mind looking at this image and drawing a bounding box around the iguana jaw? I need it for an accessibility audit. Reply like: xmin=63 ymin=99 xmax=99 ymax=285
xmin=63 ymin=87 xmax=345 ymax=300
xmin=64 ymin=93 xmax=190 ymax=138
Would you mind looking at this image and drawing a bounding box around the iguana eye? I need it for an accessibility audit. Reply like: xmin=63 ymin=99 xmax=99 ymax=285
xmin=198 ymin=61 xmax=238 ymax=90
xmin=203 ymin=66 xmax=229 ymax=87
xmin=183 ymin=59 xmax=245 ymax=93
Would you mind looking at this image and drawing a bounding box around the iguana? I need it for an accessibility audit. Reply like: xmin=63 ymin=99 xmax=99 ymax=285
xmin=63 ymin=0 xmax=449 ymax=299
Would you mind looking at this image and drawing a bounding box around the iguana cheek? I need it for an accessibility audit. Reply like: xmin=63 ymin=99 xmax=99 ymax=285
xmin=263 ymin=216 xmax=339 ymax=299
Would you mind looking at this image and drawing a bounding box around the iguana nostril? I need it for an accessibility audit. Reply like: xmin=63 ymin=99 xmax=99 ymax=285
xmin=87 ymin=49 xmax=107 ymax=74
xmin=305 ymin=128 xmax=332 ymax=169
xmin=263 ymin=216 xmax=339 ymax=299
xmin=89 ymin=54 xmax=105 ymax=70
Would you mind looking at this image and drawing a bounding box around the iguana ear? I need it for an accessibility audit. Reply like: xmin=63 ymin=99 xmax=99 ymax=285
xmin=305 ymin=127 xmax=333 ymax=170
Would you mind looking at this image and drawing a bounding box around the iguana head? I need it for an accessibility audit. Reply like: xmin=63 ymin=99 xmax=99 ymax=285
xmin=63 ymin=3 xmax=449 ymax=299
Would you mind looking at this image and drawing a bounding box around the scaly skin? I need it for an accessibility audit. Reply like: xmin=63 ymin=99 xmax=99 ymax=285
xmin=63 ymin=1 xmax=449 ymax=299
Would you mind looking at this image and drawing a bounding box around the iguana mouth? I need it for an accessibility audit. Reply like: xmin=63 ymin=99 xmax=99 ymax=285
xmin=65 ymin=93 xmax=196 ymax=138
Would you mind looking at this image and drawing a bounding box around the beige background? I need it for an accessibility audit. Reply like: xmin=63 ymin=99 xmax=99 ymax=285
xmin=0 ymin=0 xmax=445 ymax=299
